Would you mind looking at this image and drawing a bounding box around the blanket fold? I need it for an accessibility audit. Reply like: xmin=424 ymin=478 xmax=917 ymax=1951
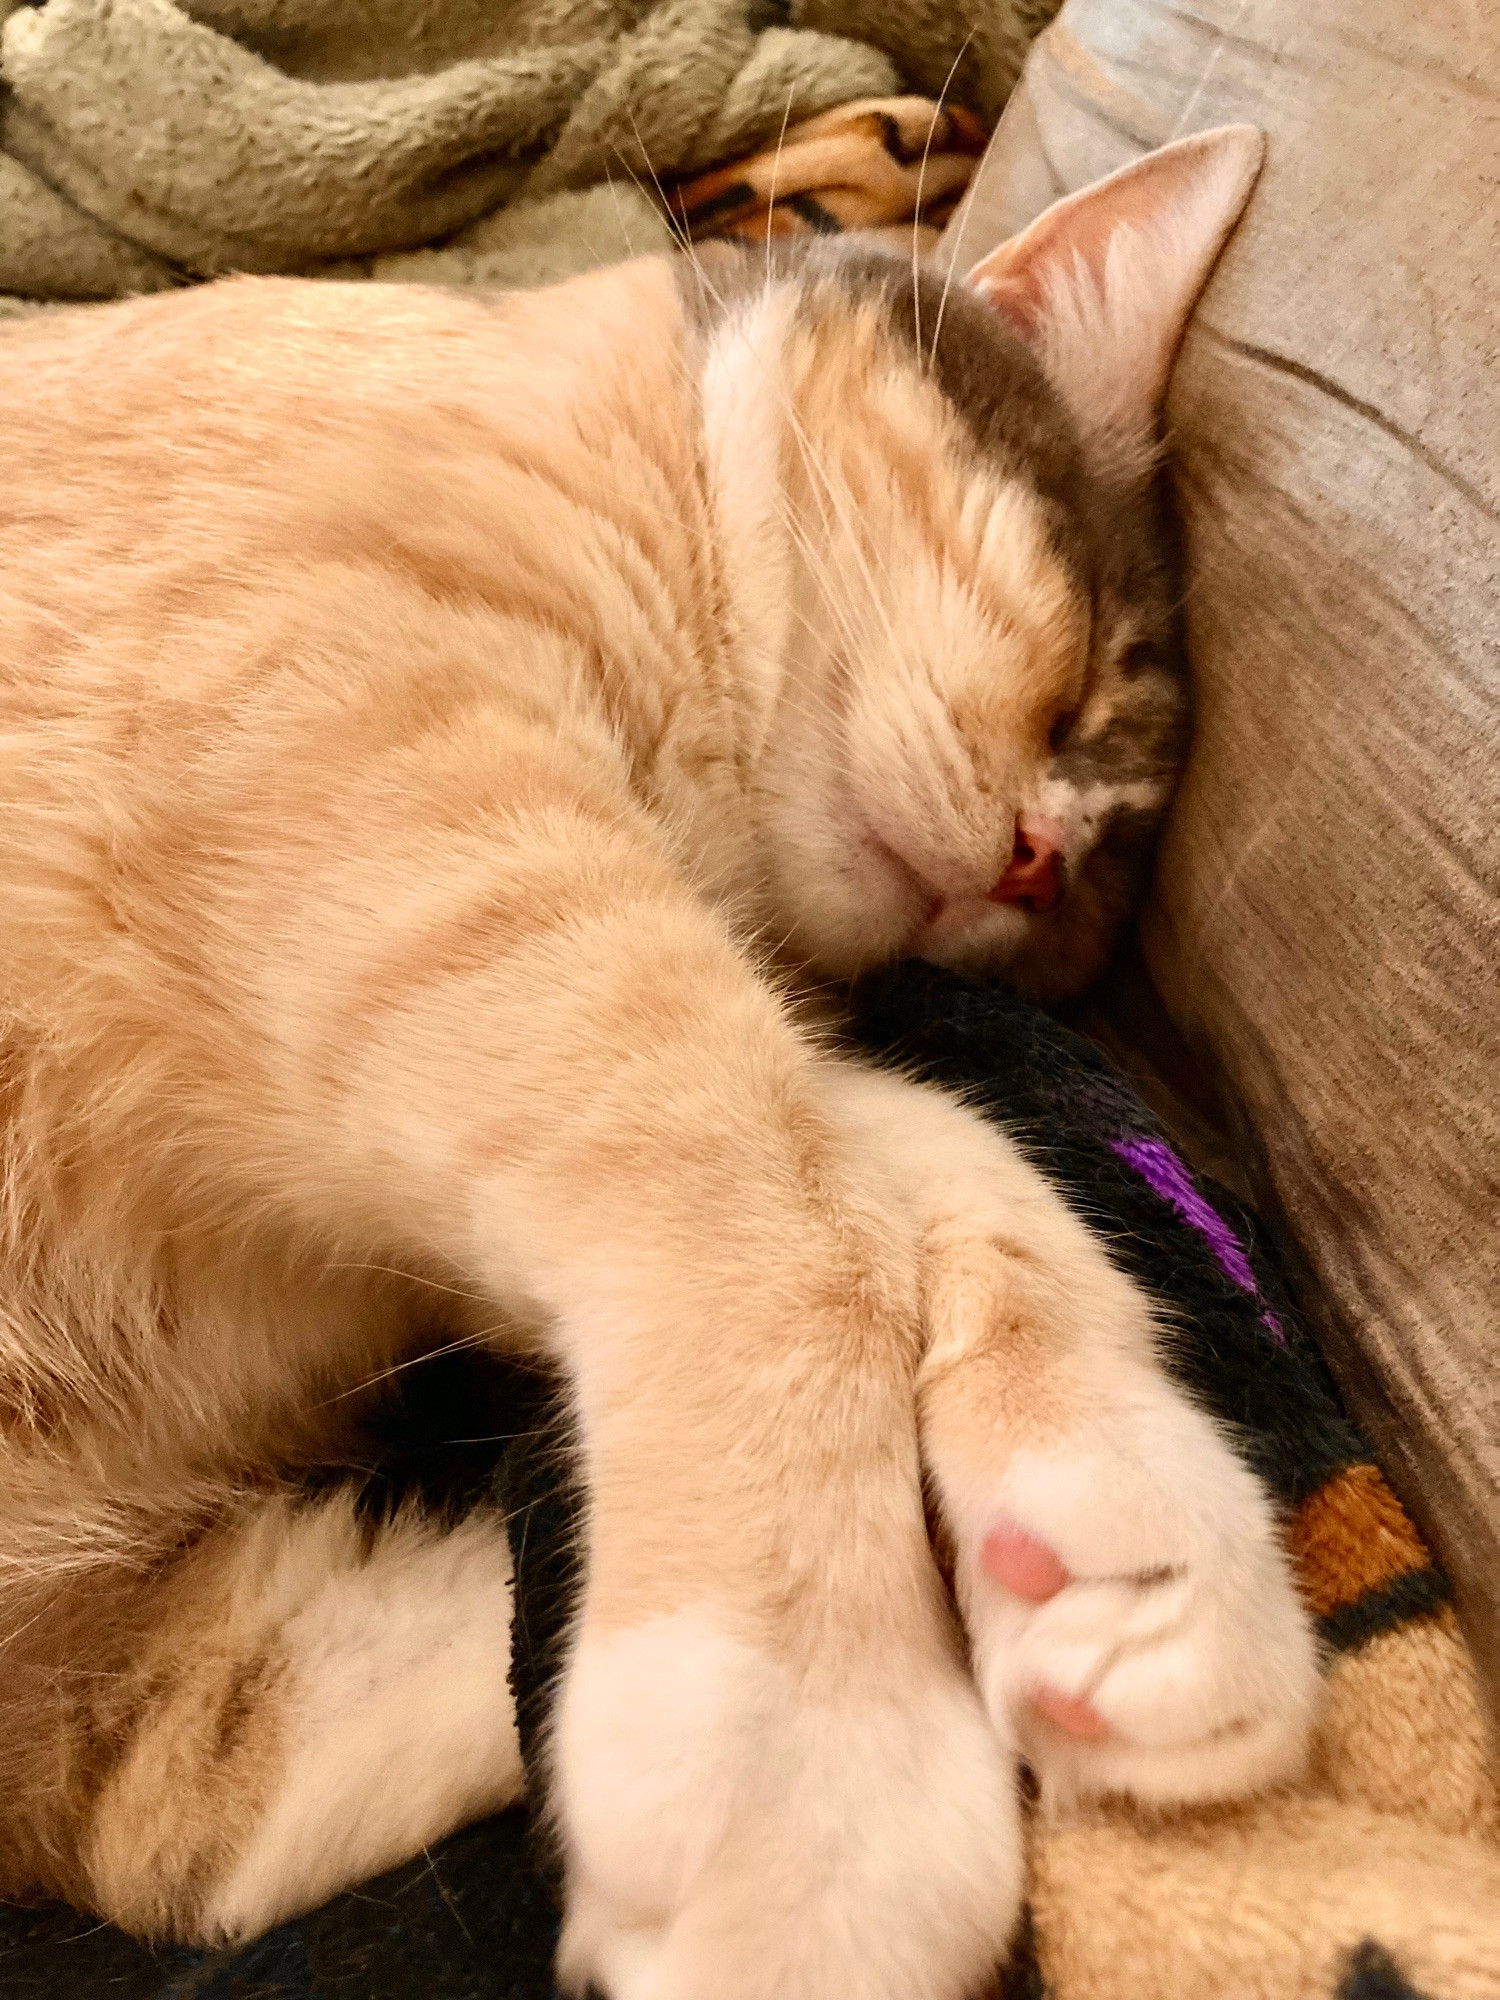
xmin=669 ymin=97 xmax=986 ymax=251
xmin=0 ymin=0 xmax=1050 ymax=300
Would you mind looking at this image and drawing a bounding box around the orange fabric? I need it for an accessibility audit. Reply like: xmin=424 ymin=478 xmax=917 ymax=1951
xmin=1287 ymin=1462 xmax=1433 ymax=1619
xmin=668 ymin=97 xmax=987 ymax=256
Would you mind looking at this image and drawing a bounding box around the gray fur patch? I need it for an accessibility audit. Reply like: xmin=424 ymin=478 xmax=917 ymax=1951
xmin=1055 ymin=675 xmax=1190 ymax=789
xmin=682 ymin=238 xmax=1194 ymax=943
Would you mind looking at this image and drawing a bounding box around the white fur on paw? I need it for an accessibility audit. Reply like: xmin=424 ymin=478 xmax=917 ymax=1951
xmin=552 ymin=1611 xmax=1023 ymax=2000
xmin=945 ymin=1369 xmax=1320 ymax=1807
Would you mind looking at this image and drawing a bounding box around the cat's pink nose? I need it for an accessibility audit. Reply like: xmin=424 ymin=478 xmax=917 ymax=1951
xmin=988 ymin=816 xmax=1064 ymax=913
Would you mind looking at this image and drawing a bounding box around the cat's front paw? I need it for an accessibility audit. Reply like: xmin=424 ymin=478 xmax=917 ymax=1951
xmin=551 ymin=1607 xmax=1023 ymax=2000
xmin=921 ymin=1263 xmax=1320 ymax=1808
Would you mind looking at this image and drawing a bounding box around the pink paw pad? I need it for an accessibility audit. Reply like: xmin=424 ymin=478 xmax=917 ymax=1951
xmin=981 ymin=1523 xmax=1070 ymax=1601
xmin=1031 ymin=1685 xmax=1111 ymax=1740
xmin=980 ymin=1525 xmax=1112 ymax=1741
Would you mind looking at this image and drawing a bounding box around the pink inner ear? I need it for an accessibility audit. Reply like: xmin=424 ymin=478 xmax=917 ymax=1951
xmin=959 ymin=126 xmax=1265 ymax=444
xmin=964 ymin=167 xmax=1141 ymax=342
xmin=969 ymin=267 xmax=1046 ymax=344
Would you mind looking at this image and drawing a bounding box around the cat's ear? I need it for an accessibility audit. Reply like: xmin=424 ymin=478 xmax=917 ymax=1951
xmin=965 ymin=126 xmax=1264 ymax=466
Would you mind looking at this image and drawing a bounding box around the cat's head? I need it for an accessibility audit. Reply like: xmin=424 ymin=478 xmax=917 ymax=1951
xmin=692 ymin=127 xmax=1262 ymax=1001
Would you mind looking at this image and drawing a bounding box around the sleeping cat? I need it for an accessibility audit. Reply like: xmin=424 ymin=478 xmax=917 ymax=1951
xmin=0 ymin=127 xmax=1317 ymax=1999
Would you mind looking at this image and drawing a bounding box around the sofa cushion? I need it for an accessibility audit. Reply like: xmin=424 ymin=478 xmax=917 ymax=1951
xmin=947 ymin=0 xmax=1500 ymax=1715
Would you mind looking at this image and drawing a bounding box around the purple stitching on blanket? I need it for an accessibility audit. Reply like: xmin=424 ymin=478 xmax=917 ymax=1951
xmin=1110 ymin=1135 xmax=1285 ymax=1343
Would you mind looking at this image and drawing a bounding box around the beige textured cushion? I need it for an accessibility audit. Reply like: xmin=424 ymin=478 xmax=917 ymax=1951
xmin=948 ymin=0 xmax=1500 ymax=1715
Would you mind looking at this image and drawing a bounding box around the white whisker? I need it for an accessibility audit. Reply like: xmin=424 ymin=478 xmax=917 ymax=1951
xmin=308 ymin=1328 xmax=516 ymax=1410
xmin=762 ymin=88 xmax=798 ymax=312
xmin=924 ymin=33 xmax=980 ymax=373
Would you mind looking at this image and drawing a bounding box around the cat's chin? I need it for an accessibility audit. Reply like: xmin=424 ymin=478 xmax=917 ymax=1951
xmin=987 ymin=925 xmax=1118 ymax=1005
xmin=915 ymin=905 xmax=1118 ymax=1005
xmin=802 ymin=858 xmax=1115 ymax=1003
xmin=771 ymin=830 xmax=939 ymax=981
xmin=912 ymin=895 xmax=1029 ymax=970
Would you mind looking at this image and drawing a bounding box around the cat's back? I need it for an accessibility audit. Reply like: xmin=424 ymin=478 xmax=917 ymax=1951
xmin=0 ymin=259 xmax=727 ymax=1004
xmin=0 ymin=260 xmax=700 ymax=637
xmin=2 ymin=261 xmax=690 ymax=491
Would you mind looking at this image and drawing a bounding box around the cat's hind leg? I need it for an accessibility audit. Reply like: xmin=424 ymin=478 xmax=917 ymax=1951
xmin=825 ymin=1064 xmax=1320 ymax=1809
xmin=65 ymin=1488 xmax=522 ymax=1945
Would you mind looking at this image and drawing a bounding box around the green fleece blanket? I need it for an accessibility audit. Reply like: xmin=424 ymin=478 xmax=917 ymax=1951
xmin=0 ymin=0 xmax=1057 ymax=309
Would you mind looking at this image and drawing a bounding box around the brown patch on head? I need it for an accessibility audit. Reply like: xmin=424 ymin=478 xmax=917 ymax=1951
xmin=690 ymin=239 xmax=1191 ymax=994
xmin=912 ymin=248 xmax=1192 ymax=993
xmin=788 ymin=244 xmax=1087 ymax=513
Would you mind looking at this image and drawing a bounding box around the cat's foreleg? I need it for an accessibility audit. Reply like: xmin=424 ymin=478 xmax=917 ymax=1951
xmin=269 ymin=818 xmax=1022 ymax=1997
xmin=823 ymin=1063 xmax=1320 ymax=1808
xmin=443 ymin=913 xmax=1023 ymax=1999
